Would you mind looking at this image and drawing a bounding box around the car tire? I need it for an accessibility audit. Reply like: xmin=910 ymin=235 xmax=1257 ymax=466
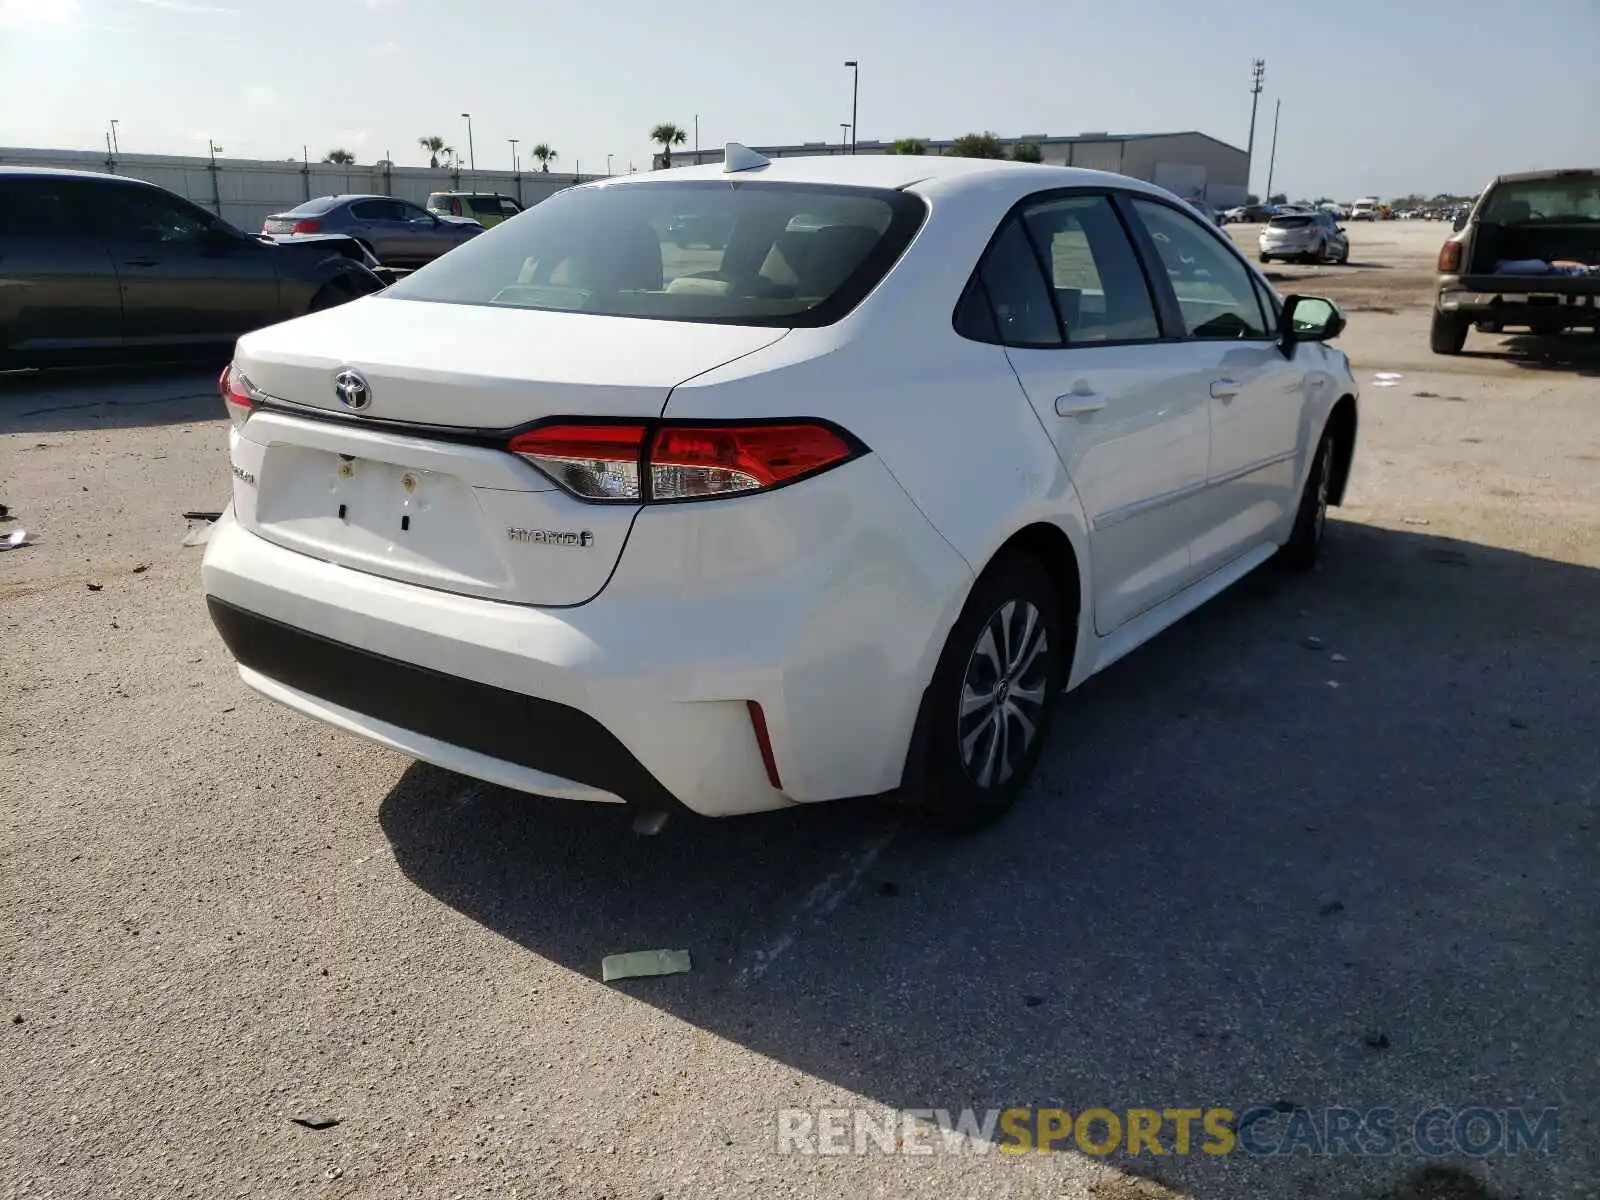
xmin=1337 ymin=243 xmax=1350 ymax=264
xmin=308 ymin=282 xmax=352 ymax=313
xmin=905 ymin=553 xmax=1065 ymax=831
xmin=1430 ymin=309 xmax=1469 ymax=355
xmin=1259 ymin=254 xmax=1272 ymax=264
xmin=1277 ymin=428 xmax=1335 ymax=572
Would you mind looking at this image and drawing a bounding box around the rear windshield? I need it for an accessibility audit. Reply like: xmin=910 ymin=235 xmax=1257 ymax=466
xmin=467 ymin=196 xmax=506 ymax=214
xmin=282 ymin=196 xmax=341 ymax=216
xmin=1269 ymin=215 xmax=1314 ymax=228
xmin=384 ymin=180 xmax=927 ymax=327
xmin=1483 ymin=177 xmax=1600 ymax=224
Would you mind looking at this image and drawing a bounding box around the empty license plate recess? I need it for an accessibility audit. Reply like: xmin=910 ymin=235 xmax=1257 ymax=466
xmin=252 ymin=445 xmax=509 ymax=587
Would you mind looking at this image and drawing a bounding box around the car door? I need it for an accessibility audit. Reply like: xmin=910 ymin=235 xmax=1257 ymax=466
xmin=961 ymin=191 xmax=1211 ymax=635
xmin=395 ymin=199 xmax=457 ymax=262
xmin=1126 ymin=196 xmax=1305 ymax=577
xmin=0 ymin=176 xmax=123 ymax=359
xmin=99 ymin=183 xmax=281 ymax=346
xmin=347 ymin=198 xmax=412 ymax=265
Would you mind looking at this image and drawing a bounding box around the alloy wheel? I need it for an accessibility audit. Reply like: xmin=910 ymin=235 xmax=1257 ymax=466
xmin=957 ymin=599 xmax=1050 ymax=788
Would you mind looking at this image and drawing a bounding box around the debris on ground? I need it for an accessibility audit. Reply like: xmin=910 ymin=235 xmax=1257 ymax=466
xmin=1 ymin=529 xmax=32 ymax=551
xmin=290 ymin=1112 xmax=340 ymax=1130
xmin=182 ymin=510 xmax=224 ymax=546
xmin=1330 ymin=653 xmax=1348 ymax=663
xmin=1365 ymin=1029 xmax=1392 ymax=1050
xmin=86 ymin=582 xmax=103 ymax=592
xmin=0 ymin=502 xmax=10 ymax=520
xmin=1401 ymin=516 xmax=1431 ymax=526
xmin=601 ymin=949 xmax=692 ymax=982
xmin=1301 ymin=635 xmax=1325 ymax=650
xmin=1318 ymin=900 xmax=1346 ymax=917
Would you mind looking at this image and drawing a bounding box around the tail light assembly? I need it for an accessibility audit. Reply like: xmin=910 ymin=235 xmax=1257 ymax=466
xmin=1438 ymin=240 xmax=1463 ymax=273
xmin=219 ymin=363 xmax=261 ymax=430
xmin=508 ymin=420 xmax=865 ymax=503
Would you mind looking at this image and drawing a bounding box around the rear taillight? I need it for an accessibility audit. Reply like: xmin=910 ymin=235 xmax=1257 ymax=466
xmin=508 ymin=421 xmax=860 ymax=503
xmin=1438 ymin=241 xmax=1463 ymax=273
xmin=291 ymin=219 xmax=323 ymax=234
xmin=220 ymin=363 xmax=257 ymax=430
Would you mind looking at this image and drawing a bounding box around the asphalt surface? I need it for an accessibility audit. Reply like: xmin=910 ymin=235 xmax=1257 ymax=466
xmin=2 ymin=222 xmax=1597 ymax=1200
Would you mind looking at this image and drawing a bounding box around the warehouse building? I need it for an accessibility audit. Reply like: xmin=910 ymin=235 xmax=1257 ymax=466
xmin=669 ymin=131 xmax=1248 ymax=208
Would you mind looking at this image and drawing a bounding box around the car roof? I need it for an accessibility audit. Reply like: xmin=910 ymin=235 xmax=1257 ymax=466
xmin=427 ymin=191 xmax=510 ymax=198
xmin=1490 ymin=168 xmax=1597 ymax=185
xmin=0 ymin=165 xmax=163 ymax=188
xmin=595 ymin=153 xmax=1172 ymax=204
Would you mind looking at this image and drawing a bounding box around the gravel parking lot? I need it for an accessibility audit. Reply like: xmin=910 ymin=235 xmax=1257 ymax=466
xmin=3 ymin=220 xmax=1596 ymax=1200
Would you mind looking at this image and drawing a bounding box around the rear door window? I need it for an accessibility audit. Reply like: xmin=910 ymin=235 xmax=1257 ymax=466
xmin=1018 ymin=194 xmax=1161 ymax=343
xmin=385 ymin=180 xmax=926 ymax=327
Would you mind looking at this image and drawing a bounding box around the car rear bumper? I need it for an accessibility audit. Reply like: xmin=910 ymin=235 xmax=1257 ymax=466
xmin=200 ymin=457 xmax=972 ymax=817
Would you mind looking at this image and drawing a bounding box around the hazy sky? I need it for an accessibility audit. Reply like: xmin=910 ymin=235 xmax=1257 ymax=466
xmin=2 ymin=0 xmax=1595 ymax=199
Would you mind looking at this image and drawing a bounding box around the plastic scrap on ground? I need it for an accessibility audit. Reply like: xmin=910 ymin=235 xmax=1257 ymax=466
xmin=602 ymin=949 xmax=692 ymax=982
xmin=1 ymin=528 xmax=30 ymax=551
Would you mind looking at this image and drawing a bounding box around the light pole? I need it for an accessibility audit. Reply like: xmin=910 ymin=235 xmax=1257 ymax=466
xmin=109 ymin=119 xmax=120 ymax=155
xmin=460 ymin=112 xmax=476 ymax=185
xmin=606 ymin=153 xmax=613 ymax=176
xmin=693 ymin=114 xmax=699 ymax=159
xmin=508 ymin=137 xmax=518 ymax=173
xmin=844 ymin=60 xmax=859 ymax=154
xmin=1245 ymin=58 xmax=1265 ymax=200
xmin=840 ymin=123 xmax=851 ymax=153
xmin=1264 ymin=98 xmax=1281 ymax=203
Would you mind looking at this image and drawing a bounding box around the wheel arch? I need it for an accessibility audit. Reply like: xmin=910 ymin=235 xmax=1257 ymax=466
xmin=1325 ymin=394 xmax=1358 ymax=506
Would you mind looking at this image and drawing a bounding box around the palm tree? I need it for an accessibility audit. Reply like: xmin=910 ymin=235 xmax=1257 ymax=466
xmin=530 ymin=143 xmax=557 ymax=172
xmin=948 ymin=132 xmax=1007 ymax=160
xmin=418 ymin=135 xmax=451 ymax=169
xmin=323 ymin=148 xmax=355 ymax=165
xmin=650 ymin=122 xmax=687 ymax=169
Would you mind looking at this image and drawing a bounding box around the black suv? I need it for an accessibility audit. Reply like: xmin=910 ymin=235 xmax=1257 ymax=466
xmin=0 ymin=167 xmax=385 ymax=370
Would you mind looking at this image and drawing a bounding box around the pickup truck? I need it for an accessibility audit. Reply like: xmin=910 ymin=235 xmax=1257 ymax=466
xmin=1431 ymin=168 xmax=1600 ymax=354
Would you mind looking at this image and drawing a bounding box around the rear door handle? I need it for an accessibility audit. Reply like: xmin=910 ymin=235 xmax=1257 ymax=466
xmin=123 ymin=258 xmax=158 ymax=267
xmin=1210 ymin=379 xmax=1241 ymax=400
xmin=1055 ymin=393 xmax=1106 ymax=418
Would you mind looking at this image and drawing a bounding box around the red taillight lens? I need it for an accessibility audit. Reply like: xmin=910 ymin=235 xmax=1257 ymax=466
xmin=508 ymin=424 xmax=648 ymax=500
xmin=220 ymin=363 xmax=256 ymax=429
xmin=291 ymin=219 xmax=324 ymax=234
xmin=508 ymin=421 xmax=859 ymax=503
xmin=649 ymin=424 xmax=855 ymax=499
xmin=1438 ymin=241 xmax=1463 ymax=273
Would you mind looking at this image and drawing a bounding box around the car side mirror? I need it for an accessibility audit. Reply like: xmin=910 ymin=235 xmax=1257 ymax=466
xmin=1452 ymin=214 xmax=1469 ymax=232
xmin=1279 ymin=294 xmax=1345 ymax=355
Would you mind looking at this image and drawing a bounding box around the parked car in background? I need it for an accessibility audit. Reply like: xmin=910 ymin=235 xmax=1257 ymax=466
xmin=1349 ymin=199 xmax=1379 ymax=221
xmin=1226 ymin=203 xmax=1273 ymax=223
xmin=1430 ymin=167 xmax=1600 ymax=354
xmin=262 ymin=195 xmax=484 ymax=268
xmin=1259 ymin=210 xmax=1350 ymax=264
xmin=0 ymin=166 xmax=385 ymax=371
xmin=664 ymin=212 xmax=734 ymax=249
xmin=426 ymin=192 xmax=524 ymax=228
xmin=1319 ymin=202 xmax=1348 ymax=219
xmin=1187 ymin=199 xmax=1224 ymax=226
xmin=202 ymin=149 xmax=1358 ymax=828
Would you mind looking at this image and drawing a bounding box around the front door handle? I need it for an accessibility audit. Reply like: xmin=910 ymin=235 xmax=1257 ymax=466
xmin=123 ymin=257 xmax=158 ymax=267
xmin=1055 ymin=393 xmax=1106 ymax=418
xmin=1210 ymin=379 xmax=1241 ymax=401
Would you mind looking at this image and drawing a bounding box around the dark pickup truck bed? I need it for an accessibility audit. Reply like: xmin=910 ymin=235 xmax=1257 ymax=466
xmin=1431 ymin=169 xmax=1600 ymax=354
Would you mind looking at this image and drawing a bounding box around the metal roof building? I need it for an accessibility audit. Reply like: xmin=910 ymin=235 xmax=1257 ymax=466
xmin=667 ymin=130 xmax=1249 ymax=207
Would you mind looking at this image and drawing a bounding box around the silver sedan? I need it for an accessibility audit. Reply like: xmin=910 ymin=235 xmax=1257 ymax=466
xmin=263 ymin=195 xmax=483 ymax=269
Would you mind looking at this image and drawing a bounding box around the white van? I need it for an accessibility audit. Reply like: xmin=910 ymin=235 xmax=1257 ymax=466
xmin=1349 ymin=198 xmax=1379 ymax=221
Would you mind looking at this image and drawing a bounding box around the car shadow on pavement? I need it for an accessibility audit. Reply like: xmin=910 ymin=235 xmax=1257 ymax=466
xmin=0 ymin=361 xmax=228 ymax=436
xmin=378 ymin=523 xmax=1598 ymax=1200
xmin=1461 ymin=333 xmax=1600 ymax=379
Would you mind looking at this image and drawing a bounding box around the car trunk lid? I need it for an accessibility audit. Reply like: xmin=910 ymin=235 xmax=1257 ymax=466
xmin=229 ymin=297 xmax=788 ymax=605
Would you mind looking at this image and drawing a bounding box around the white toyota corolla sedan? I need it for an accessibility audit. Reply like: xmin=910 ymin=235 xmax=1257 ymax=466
xmin=202 ymin=145 xmax=1358 ymax=828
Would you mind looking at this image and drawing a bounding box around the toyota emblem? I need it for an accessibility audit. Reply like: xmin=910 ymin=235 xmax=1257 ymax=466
xmin=333 ymin=368 xmax=371 ymax=411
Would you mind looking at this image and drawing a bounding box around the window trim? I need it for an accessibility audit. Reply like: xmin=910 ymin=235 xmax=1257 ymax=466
xmin=951 ymin=186 xmax=1179 ymax=351
xmin=1120 ymin=193 xmax=1275 ymax=343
